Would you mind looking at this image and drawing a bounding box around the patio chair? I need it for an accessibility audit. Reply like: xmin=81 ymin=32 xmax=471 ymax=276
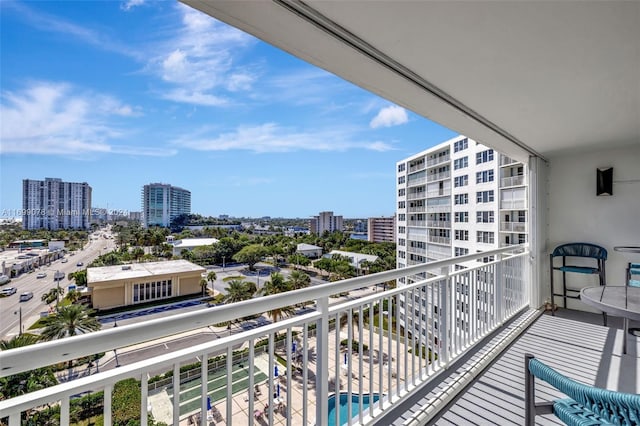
xmin=627 ymin=262 xmax=640 ymax=288
xmin=550 ymin=242 xmax=607 ymax=325
xmin=525 ymin=354 xmax=640 ymax=426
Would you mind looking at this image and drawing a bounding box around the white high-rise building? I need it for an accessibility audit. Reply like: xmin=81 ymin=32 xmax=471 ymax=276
xmin=22 ymin=178 xmax=92 ymax=230
xmin=309 ymin=211 xmax=343 ymax=235
xmin=141 ymin=183 xmax=191 ymax=228
xmin=396 ymin=135 xmax=528 ymax=354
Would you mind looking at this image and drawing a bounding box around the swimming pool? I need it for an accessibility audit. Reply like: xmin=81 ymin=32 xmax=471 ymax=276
xmin=327 ymin=392 xmax=381 ymax=426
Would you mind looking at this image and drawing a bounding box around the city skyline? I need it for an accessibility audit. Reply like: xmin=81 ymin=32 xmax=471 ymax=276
xmin=0 ymin=0 xmax=456 ymax=219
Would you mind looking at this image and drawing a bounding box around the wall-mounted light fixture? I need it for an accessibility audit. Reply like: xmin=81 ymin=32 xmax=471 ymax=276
xmin=596 ymin=167 xmax=613 ymax=196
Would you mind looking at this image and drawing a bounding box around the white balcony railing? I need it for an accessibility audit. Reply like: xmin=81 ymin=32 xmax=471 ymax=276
xmin=407 ymin=176 xmax=427 ymax=187
xmin=426 ymin=189 xmax=451 ymax=197
xmin=0 ymin=246 xmax=529 ymax=426
xmin=426 ymin=171 xmax=450 ymax=182
xmin=500 ymin=176 xmax=525 ymax=187
xmin=426 ymin=204 xmax=451 ymax=213
xmin=426 ymin=154 xmax=450 ymax=167
xmin=407 ymin=205 xmax=426 ymax=213
xmin=427 ymin=235 xmax=451 ymax=245
xmin=500 ymin=199 xmax=526 ymax=209
xmin=500 ymin=221 xmax=527 ymax=233
xmin=427 ymin=220 xmax=451 ymax=228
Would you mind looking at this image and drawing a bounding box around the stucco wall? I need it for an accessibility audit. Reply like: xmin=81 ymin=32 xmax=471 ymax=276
xmin=180 ymin=275 xmax=202 ymax=295
xmin=92 ymin=285 xmax=125 ymax=310
xmin=544 ymin=144 xmax=640 ymax=310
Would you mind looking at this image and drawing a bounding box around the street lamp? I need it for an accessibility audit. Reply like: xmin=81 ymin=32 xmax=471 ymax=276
xmin=14 ymin=307 xmax=22 ymax=336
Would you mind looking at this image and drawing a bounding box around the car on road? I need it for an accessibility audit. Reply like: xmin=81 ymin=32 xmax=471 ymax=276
xmin=1 ymin=287 xmax=17 ymax=296
xmin=19 ymin=291 xmax=34 ymax=301
xmin=61 ymin=258 xmax=68 ymax=263
xmin=37 ymin=272 xmax=47 ymax=278
xmin=77 ymin=262 xmax=84 ymax=267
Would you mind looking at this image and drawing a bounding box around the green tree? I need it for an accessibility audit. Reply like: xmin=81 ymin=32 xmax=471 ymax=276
xmin=260 ymin=273 xmax=294 ymax=323
xmin=41 ymin=286 xmax=64 ymax=307
xmin=207 ymin=271 xmax=217 ymax=284
xmin=223 ymin=279 xmax=255 ymax=304
xmin=68 ymin=269 xmax=87 ymax=286
xmin=287 ymin=270 xmax=311 ymax=291
xmin=64 ymin=289 xmax=81 ymax=304
xmin=0 ymin=334 xmax=58 ymax=401
xmin=199 ymin=278 xmax=209 ymax=297
xmin=40 ymin=305 xmax=102 ymax=378
xmin=233 ymin=244 xmax=266 ymax=270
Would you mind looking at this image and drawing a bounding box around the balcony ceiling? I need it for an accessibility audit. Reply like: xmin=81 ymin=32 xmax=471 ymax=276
xmin=183 ymin=0 xmax=639 ymax=161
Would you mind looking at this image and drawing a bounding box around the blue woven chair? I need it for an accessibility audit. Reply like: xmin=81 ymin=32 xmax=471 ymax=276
xmin=550 ymin=243 xmax=608 ymax=325
xmin=525 ymin=354 xmax=640 ymax=426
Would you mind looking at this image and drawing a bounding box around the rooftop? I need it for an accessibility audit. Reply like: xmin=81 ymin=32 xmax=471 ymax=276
xmin=87 ymin=259 xmax=205 ymax=283
xmin=172 ymin=238 xmax=219 ymax=248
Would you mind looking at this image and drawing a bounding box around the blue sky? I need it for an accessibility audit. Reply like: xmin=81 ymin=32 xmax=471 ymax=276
xmin=0 ymin=0 xmax=456 ymax=219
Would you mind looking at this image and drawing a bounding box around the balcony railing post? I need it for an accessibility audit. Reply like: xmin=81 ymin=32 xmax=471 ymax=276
xmin=440 ymin=276 xmax=449 ymax=367
xmin=315 ymin=295 xmax=329 ymax=426
xmin=496 ymin=254 xmax=504 ymax=325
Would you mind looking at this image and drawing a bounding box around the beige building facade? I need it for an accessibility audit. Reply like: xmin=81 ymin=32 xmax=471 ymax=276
xmin=87 ymin=260 xmax=205 ymax=310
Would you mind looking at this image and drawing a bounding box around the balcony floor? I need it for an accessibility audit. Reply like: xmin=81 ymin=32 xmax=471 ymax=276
xmin=389 ymin=309 xmax=639 ymax=425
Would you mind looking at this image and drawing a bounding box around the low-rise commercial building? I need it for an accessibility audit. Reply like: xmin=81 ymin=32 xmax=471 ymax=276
xmin=87 ymin=260 xmax=205 ymax=310
xmin=296 ymin=243 xmax=323 ymax=258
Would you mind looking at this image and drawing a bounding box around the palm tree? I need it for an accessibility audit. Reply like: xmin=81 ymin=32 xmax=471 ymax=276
xmin=64 ymin=289 xmax=81 ymax=304
xmin=40 ymin=305 xmax=101 ymax=379
xmin=223 ymin=279 xmax=255 ymax=304
xmin=207 ymin=271 xmax=217 ymax=288
xmin=199 ymin=278 xmax=209 ymax=297
xmin=287 ymin=270 xmax=311 ymax=291
xmin=260 ymin=273 xmax=295 ymax=323
xmin=40 ymin=304 xmax=101 ymax=340
xmin=0 ymin=335 xmax=57 ymax=401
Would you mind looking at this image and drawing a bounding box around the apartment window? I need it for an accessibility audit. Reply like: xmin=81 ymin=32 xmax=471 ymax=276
xmin=475 ymin=170 xmax=494 ymax=183
xmin=518 ymin=211 xmax=526 ymax=222
xmin=455 ymin=230 xmax=469 ymax=241
xmin=454 ymin=194 xmax=469 ymax=205
xmin=476 ymin=190 xmax=495 ymax=203
xmin=398 ymin=238 xmax=406 ymax=246
xmin=398 ymin=163 xmax=406 ymax=172
xmin=398 ymin=176 xmax=405 ymax=184
xmin=454 ymin=175 xmax=468 ymax=187
xmin=477 ymin=231 xmax=495 ymax=244
xmin=398 ymin=226 xmax=406 ymax=234
xmin=518 ymin=233 xmax=527 ymax=244
xmin=453 ymin=157 xmax=468 ymax=170
xmin=399 ymin=250 xmax=406 ymax=259
xmin=454 ymin=138 xmax=468 ymax=152
xmin=455 ymin=247 xmax=469 ymax=257
xmin=476 ymin=211 xmax=494 ymax=223
xmin=398 ymin=188 xmax=405 ymax=197
xmin=476 ymin=149 xmax=494 ymax=164
xmin=454 ymin=212 xmax=469 ymax=223
xmin=398 ymin=213 xmax=406 ymax=221
xmin=398 ymin=201 xmax=405 ymax=209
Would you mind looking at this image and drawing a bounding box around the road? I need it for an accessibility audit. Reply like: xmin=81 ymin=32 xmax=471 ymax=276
xmin=0 ymin=229 xmax=116 ymax=340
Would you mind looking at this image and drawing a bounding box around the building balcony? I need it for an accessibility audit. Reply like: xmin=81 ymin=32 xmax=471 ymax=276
xmin=406 ymin=192 xmax=426 ymax=201
xmin=427 ymin=235 xmax=451 ymax=245
xmin=500 ymin=175 xmax=525 ymax=187
xmin=426 ymin=188 xmax=451 ymax=197
xmin=426 ymin=171 xmax=450 ymax=182
xmin=426 ymin=154 xmax=450 ymax=167
xmin=407 ymin=220 xmax=426 ymax=227
xmin=426 ymin=205 xmax=451 ymax=213
xmin=500 ymin=199 xmax=526 ymax=210
xmin=406 ymin=176 xmax=427 ymax=187
xmin=408 ymin=163 xmax=426 ymax=173
xmin=500 ymin=221 xmax=527 ymax=233
xmin=1 ymin=246 xmax=541 ymax=426
xmin=406 ymin=246 xmax=427 ymax=256
xmin=407 ymin=206 xmax=426 ymax=213
xmin=426 ymin=220 xmax=451 ymax=228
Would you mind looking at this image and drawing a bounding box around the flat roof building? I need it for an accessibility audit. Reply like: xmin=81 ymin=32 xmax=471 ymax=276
xmin=87 ymin=260 xmax=205 ymax=310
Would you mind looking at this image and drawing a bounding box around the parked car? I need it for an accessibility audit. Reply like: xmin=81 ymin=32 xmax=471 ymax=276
xmin=76 ymin=262 xmax=84 ymax=267
xmin=19 ymin=291 xmax=34 ymax=301
xmin=1 ymin=287 xmax=17 ymax=296
xmin=36 ymin=272 xmax=47 ymax=278
xmin=61 ymin=258 xmax=68 ymax=263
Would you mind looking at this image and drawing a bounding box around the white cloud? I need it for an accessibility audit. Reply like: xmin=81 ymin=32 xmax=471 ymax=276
xmin=149 ymin=4 xmax=257 ymax=106
xmin=173 ymin=123 xmax=396 ymax=153
xmin=0 ymin=81 xmax=172 ymax=157
xmin=121 ymin=0 xmax=145 ymax=11
xmin=369 ymin=105 xmax=409 ymax=128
